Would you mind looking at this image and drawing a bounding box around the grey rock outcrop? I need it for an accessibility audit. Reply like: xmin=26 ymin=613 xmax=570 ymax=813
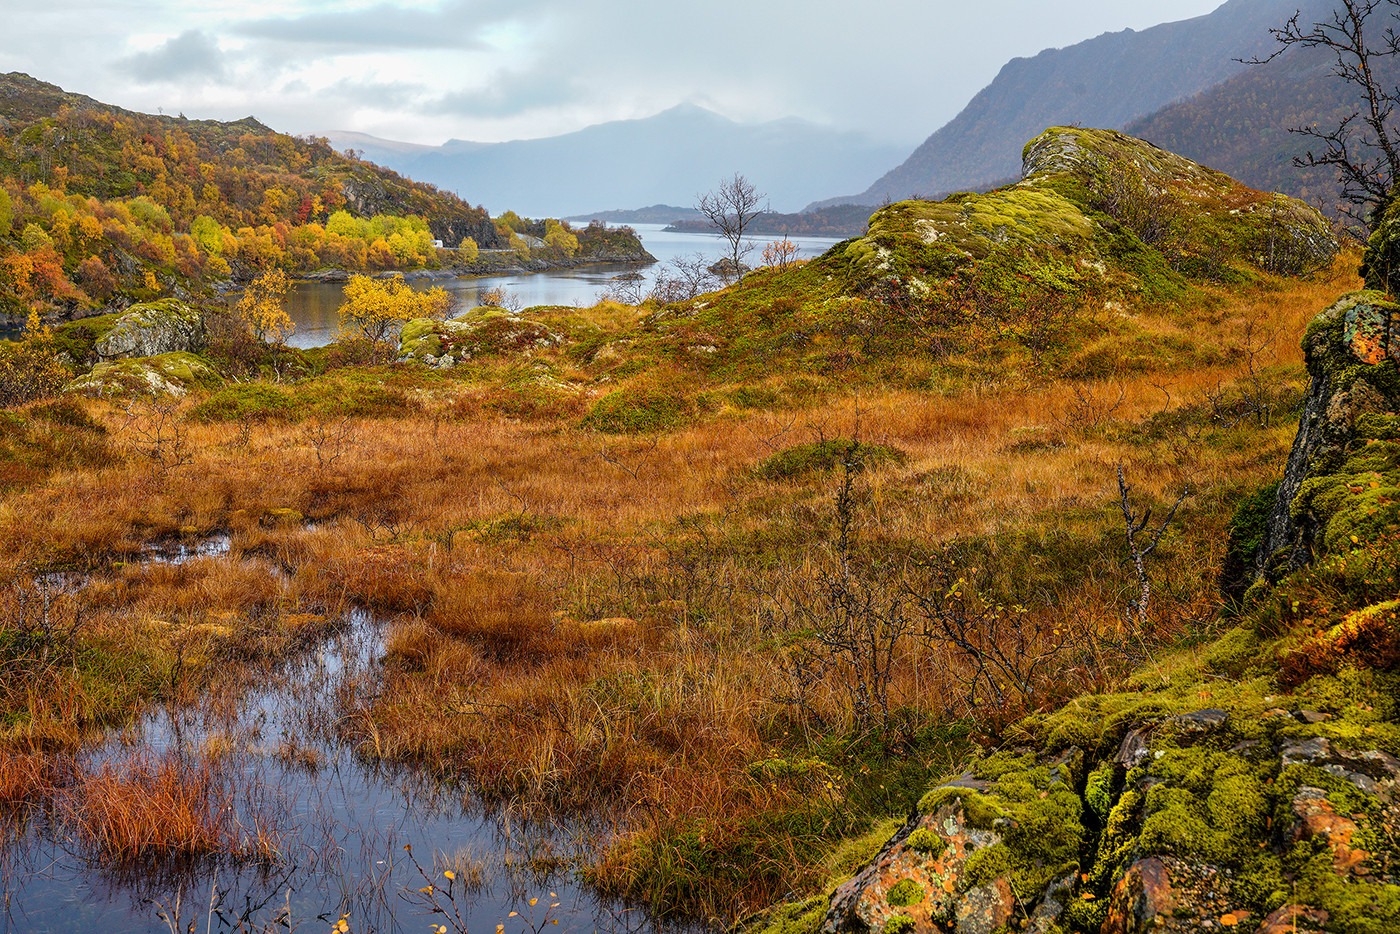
xmin=93 ymin=299 xmax=205 ymax=361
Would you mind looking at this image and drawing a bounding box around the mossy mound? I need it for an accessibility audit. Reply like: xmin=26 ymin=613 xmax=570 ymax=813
xmin=65 ymin=351 xmax=221 ymax=398
xmin=822 ymin=127 xmax=1336 ymax=315
xmin=189 ymin=367 xmax=425 ymax=422
xmin=756 ymin=440 xmax=908 ymax=481
xmin=1024 ymin=127 xmax=1337 ymax=278
xmin=583 ymin=377 xmax=699 ymax=434
xmin=398 ymin=309 xmax=562 ymax=368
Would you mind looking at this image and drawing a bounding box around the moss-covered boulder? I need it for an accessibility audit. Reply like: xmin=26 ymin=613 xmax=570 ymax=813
xmin=93 ymin=299 xmax=205 ymax=361
xmin=829 ymin=127 xmax=1337 ymax=311
xmin=1255 ymin=291 xmax=1400 ymax=580
xmin=66 ymin=351 xmax=221 ymax=397
xmin=397 ymin=309 xmax=562 ymax=368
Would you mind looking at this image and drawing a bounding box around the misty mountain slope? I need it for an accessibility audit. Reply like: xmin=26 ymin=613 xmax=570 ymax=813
xmin=1125 ymin=37 xmax=1400 ymax=215
xmin=812 ymin=0 xmax=1329 ymax=209
xmin=327 ymin=105 xmax=907 ymax=217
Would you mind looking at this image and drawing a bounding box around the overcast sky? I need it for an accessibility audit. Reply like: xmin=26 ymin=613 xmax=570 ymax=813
xmin=4 ymin=0 xmax=1226 ymax=147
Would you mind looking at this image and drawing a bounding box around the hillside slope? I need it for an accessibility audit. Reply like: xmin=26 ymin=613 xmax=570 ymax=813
xmin=1124 ymin=39 xmax=1400 ymax=218
xmin=0 ymin=73 xmax=649 ymax=326
xmin=813 ymin=0 xmax=1328 ymax=210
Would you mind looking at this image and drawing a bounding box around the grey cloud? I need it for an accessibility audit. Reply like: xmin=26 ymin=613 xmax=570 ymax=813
xmin=322 ymin=77 xmax=429 ymax=112
xmin=234 ymin=0 xmax=541 ymax=51
xmin=120 ymin=29 xmax=228 ymax=83
xmin=428 ymin=66 xmax=580 ymax=119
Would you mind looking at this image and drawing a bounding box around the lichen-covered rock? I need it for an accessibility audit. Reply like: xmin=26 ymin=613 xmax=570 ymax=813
xmin=822 ymin=752 xmax=1083 ymax=934
xmin=92 ymin=299 xmax=205 ymax=360
xmin=1254 ymin=291 xmax=1400 ymax=579
xmin=822 ymin=791 xmax=1006 ymax=934
xmin=65 ymin=351 xmax=221 ymax=397
xmin=1023 ymin=127 xmax=1337 ymax=276
xmin=1102 ymin=856 xmax=1254 ymax=934
xmin=397 ymin=309 xmax=562 ymax=367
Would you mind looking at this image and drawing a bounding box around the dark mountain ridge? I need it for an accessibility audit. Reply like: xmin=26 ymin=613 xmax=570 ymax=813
xmin=812 ymin=0 xmax=1331 ymax=210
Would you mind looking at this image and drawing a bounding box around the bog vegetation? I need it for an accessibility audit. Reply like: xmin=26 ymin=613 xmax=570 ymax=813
xmin=0 ymin=75 xmax=1378 ymax=933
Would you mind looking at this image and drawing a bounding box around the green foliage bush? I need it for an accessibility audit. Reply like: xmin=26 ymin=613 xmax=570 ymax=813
xmin=756 ymin=439 xmax=907 ymax=481
xmin=584 ymin=381 xmax=690 ymax=433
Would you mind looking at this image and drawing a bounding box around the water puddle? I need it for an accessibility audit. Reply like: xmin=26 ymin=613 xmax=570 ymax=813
xmin=2 ymin=544 xmax=684 ymax=934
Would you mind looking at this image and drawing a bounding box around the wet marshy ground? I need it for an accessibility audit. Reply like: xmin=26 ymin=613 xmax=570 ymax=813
xmin=0 ymin=540 xmax=679 ymax=934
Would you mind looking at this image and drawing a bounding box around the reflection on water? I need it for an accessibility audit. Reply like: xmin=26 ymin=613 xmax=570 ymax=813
xmin=1 ymin=543 xmax=691 ymax=934
xmin=285 ymin=224 xmax=842 ymax=348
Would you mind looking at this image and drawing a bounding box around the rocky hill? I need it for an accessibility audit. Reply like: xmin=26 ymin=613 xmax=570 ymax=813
xmin=813 ymin=0 xmax=1332 ymax=211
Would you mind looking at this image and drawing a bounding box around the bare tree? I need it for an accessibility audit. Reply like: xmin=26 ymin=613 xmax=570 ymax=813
xmin=1248 ymin=0 xmax=1400 ymax=228
xmin=1116 ymin=464 xmax=1189 ymax=631
xmin=695 ymin=173 xmax=769 ymax=282
xmin=648 ymin=252 xmax=721 ymax=303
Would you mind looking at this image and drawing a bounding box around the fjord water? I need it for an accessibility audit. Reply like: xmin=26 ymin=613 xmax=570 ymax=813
xmin=1 ymin=548 xmax=670 ymax=934
xmin=283 ymin=224 xmax=844 ymax=347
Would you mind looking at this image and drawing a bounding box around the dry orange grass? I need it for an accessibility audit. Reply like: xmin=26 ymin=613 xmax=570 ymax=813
xmin=60 ymin=750 xmax=283 ymax=861
xmin=0 ymin=253 xmax=1362 ymax=918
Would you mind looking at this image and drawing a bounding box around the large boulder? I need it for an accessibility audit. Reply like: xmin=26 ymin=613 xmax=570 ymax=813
xmin=93 ymin=299 xmax=205 ymax=361
xmin=397 ymin=309 xmax=562 ymax=368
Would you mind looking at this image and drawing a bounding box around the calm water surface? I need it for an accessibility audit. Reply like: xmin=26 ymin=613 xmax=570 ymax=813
xmin=283 ymin=224 xmax=843 ymax=347
xmin=2 ymin=544 xmax=686 ymax=934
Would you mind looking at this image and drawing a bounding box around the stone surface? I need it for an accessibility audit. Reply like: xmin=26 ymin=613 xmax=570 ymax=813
xmin=93 ymin=299 xmax=205 ymax=360
xmin=836 ymin=127 xmax=1336 ymax=308
xmin=822 ymin=799 xmax=1003 ymax=934
xmin=1254 ymin=290 xmax=1400 ymax=579
xmin=1255 ymin=905 xmax=1329 ymax=933
xmin=398 ymin=310 xmax=562 ymax=367
xmin=1104 ymin=857 xmax=1250 ymax=934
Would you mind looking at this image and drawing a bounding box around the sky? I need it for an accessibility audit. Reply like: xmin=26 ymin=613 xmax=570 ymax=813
xmin=4 ymin=0 xmax=1227 ymax=148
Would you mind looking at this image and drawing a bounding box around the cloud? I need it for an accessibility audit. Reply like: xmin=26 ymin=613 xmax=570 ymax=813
xmin=121 ymin=29 xmax=229 ymax=83
xmin=429 ymin=64 xmax=580 ymax=119
xmin=234 ymin=0 xmax=539 ymax=51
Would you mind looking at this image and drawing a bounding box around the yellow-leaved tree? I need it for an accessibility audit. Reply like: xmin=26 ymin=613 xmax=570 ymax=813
xmin=337 ymin=274 xmax=452 ymax=350
xmin=235 ymin=268 xmax=295 ymax=345
xmin=0 ymin=310 xmax=73 ymax=408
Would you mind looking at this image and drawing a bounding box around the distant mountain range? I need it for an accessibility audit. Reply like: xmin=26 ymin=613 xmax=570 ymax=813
xmin=326 ymin=106 xmax=907 ymax=217
xmin=561 ymin=205 xmax=704 ymax=225
xmin=811 ymin=0 xmax=1333 ymax=210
